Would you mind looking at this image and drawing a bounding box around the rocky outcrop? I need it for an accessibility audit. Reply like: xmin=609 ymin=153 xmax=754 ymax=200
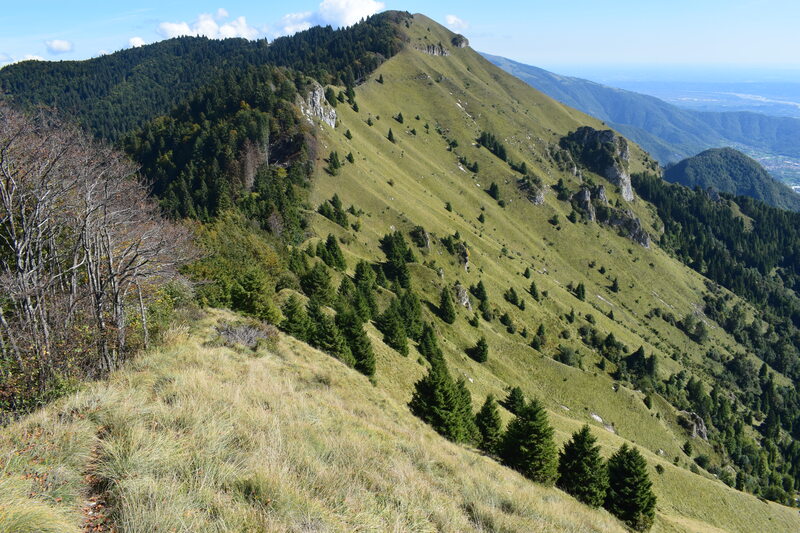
xmin=518 ymin=177 xmax=545 ymax=205
xmin=560 ymin=127 xmax=634 ymax=201
xmin=454 ymin=282 xmax=472 ymax=311
xmin=595 ymin=185 xmax=609 ymax=204
xmin=416 ymin=43 xmax=450 ymax=56
xmin=572 ymin=187 xmax=596 ymax=221
xmin=605 ymin=208 xmax=651 ymax=248
xmin=299 ymin=81 xmax=336 ymax=128
xmin=678 ymin=411 xmax=708 ymax=440
xmin=451 ymin=35 xmax=469 ymax=48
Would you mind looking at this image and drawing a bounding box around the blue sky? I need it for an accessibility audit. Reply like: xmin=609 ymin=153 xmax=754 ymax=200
xmin=2 ymin=0 xmax=799 ymax=79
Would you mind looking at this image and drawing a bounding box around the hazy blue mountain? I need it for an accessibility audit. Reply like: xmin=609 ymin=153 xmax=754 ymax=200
xmin=664 ymin=148 xmax=800 ymax=211
xmin=484 ymin=53 xmax=800 ymax=167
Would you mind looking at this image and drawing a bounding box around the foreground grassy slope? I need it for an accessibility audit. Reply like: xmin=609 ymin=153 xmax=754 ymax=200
xmin=0 ymin=312 xmax=629 ymax=533
xmin=302 ymin=14 xmax=800 ymax=532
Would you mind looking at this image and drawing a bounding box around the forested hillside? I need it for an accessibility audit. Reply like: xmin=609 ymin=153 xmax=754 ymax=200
xmin=2 ymin=11 xmax=800 ymax=533
xmin=663 ymin=148 xmax=800 ymax=211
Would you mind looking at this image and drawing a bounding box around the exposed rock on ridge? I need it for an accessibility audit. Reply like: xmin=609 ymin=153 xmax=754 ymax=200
xmin=560 ymin=126 xmax=634 ymax=201
xmin=299 ymin=81 xmax=336 ymax=128
xmin=416 ymin=43 xmax=450 ymax=56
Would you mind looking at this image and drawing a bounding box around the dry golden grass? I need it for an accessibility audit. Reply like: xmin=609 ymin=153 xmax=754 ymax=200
xmin=0 ymin=313 xmax=628 ymax=532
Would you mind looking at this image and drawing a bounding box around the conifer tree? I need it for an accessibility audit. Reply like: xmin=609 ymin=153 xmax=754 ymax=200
xmin=529 ymin=280 xmax=540 ymax=301
xmin=327 ymin=151 xmax=341 ymax=175
xmin=336 ymin=310 xmax=376 ymax=377
xmin=387 ymin=128 xmax=395 ymax=143
xmin=557 ymin=425 xmax=609 ymax=508
xmin=469 ymin=336 xmax=489 ymax=363
xmin=500 ymin=396 xmax=559 ymax=485
xmin=476 ymin=394 xmax=504 ymax=455
xmin=453 ymin=378 xmax=479 ymax=444
xmin=376 ymin=299 xmax=408 ymax=355
xmin=503 ymin=386 xmax=526 ymax=415
xmin=409 ymin=353 xmax=475 ymax=443
xmin=307 ymin=299 xmax=355 ymax=367
xmin=400 ymin=289 xmax=424 ymax=340
xmin=300 ymin=262 xmax=334 ymax=304
xmin=604 ymin=444 xmax=657 ymax=532
xmin=439 ymin=287 xmax=457 ymax=324
xmin=418 ymin=323 xmax=443 ymax=361
xmin=576 ymin=282 xmax=586 ymax=301
xmin=280 ymin=294 xmax=311 ymax=341
xmin=324 ymin=234 xmax=346 ymax=270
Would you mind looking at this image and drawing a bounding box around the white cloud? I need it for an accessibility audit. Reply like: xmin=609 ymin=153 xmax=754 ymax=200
xmin=45 ymin=39 xmax=73 ymax=54
xmin=444 ymin=14 xmax=468 ymax=31
xmin=278 ymin=12 xmax=314 ymax=35
xmin=22 ymin=55 xmax=44 ymax=62
xmin=129 ymin=36 xmax=146 ymax=48
xmin=317 ymin=0 xmax=385 ymax=27
xmin=157 ymin=11 xmax=260 ymax=40
xmin=276 ymin=0 xmax=384 ymax=37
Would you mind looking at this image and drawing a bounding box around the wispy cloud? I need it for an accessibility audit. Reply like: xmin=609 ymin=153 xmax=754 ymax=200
xmin=445 ymin=14 xmax=468 ymax=31
xmin=45 ymin=39 xmax=73 ymax=54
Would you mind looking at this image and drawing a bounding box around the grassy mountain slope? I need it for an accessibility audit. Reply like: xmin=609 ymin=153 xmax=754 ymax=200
xmin=664 ymin=148 xmax=800 ymax=211
xmin=4 ymin=312 xmax=800 ymax=533
xmin=484 ymin=53 xmax=800 ymax=173
xmin=0 ymin=311 xmax=629 ymax=533
xmin=3 ymin=12 xmax=800 ymax=533
xmin=301 ymin=14 xmax=800 ymax=532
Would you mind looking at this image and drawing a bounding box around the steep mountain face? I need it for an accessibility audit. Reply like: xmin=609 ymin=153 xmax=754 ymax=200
xmin=664 ymin=148 xmax=800 ymax=211
xmin=3 ymin=11 xmax=800 ymax=533
xmin=485 ymin=53 xmax=800 ymax=174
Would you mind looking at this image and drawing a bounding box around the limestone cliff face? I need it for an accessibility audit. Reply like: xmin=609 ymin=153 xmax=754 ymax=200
xmin=299 ymin=82 xmax=336 ymax=128
xmin=560 ymin=126 xmax=634 ymax=201
xmin=450 ymin=35 xmax=469 ymax=48
xmin=571 ymin=185 xmax=650 ymax=247
xmin=415 ymin=43 xmax=450 ymax=56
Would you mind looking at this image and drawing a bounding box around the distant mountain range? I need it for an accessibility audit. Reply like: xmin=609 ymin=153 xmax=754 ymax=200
xmin=484 ymin=53 xmax=800 ymax=168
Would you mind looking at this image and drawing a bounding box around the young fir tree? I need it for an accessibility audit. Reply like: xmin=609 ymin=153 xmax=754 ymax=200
xmin=409 ymin=352 xmax=475 ymax=443
xmin=557 ymin=425 xmax=609 ymax=508
xmin=418 ymin=323 xmax=443 ymax=361
xmin=306 ymin=299 xmax=355 ymax=367
xmin=280 ymin=294 xmax=311 ymax=341
xmin=324 ymin=234 xmax=346 ymax=270
xmin=300 ymin=262 xmax=334 ymax=304
xmin=529 ymin=280 xmax=540 ymax=301
xmin=469 ymin=336 xmax=489 ymax=363
xmin=575 ymin=282 xmax=586 ymax=301
xmin=376 ymin=299 xmax=408 ymax=356
xmin=476 ymin=394 xmax=503 ymax=455
xmin=399 ymin=289 xmax=424 ymax=340
xmin=327 ymin=151 xmax=341 ymax=175
xmin=604 ymin=444 xmax=657 ymax=532
xmin=336 ymin=310 xmax=376 ymax=377
xmin=503 ymin=386 xmax=526 ymax=415
xmin=453 ymin=378 xmax=479 ymax=444
xmin=387 ymin=128 xmax=396 ymax=143
xmin=500 ymin=396 xmax=559 ymax=485
xmin=439 ymin=287 xmax=457 ymax=324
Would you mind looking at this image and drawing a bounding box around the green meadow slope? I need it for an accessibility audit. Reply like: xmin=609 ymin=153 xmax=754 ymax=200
xmin=300 ymin=14 xmax=800 ymax=532
xmin=2 ymin=13 xmax=800 ymax=533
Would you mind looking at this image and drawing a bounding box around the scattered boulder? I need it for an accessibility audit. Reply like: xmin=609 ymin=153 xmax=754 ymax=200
xmin=454 ymin=282 xmax=473 ymax=311
xmin=456 ymin=242 xmax=470 ymax=272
